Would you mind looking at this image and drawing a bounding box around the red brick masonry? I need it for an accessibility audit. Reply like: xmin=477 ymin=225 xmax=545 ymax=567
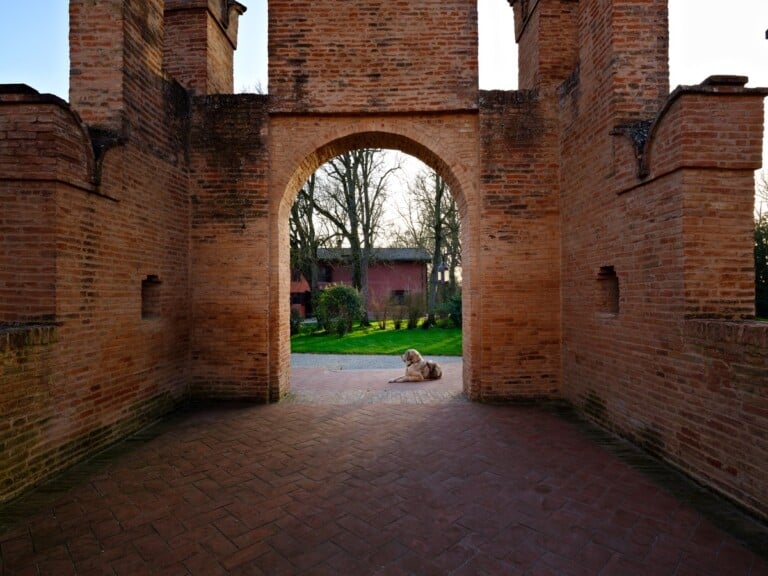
xmin=1 ymin=0 xmax=767 ymax=527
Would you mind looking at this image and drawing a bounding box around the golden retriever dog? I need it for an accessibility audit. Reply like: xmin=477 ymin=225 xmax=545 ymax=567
xmin=389 ymin=349 xmax=443 ymax=383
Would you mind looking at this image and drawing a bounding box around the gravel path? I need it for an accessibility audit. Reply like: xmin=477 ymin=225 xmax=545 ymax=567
xmin=288 ymin=353 xmax=465 ymax=405
xmin=290 ymin=353 xmax=462 ymax=370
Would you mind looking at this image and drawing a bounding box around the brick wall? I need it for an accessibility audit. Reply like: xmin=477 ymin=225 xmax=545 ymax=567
xmin=268 ymin=0 xmax=478 ymax=113
xmin=681 ymin=320 xmax=768 ymax=516
xmin=189 ymin=94 xmax=272 ymax=401
xmin=0 ymin=184 xmax=55 ymax=323
xmin=0 ymin=93 xmax=191 ymax=502
xmin=477 ymin=90 xmax=561 ymax=401
xmin=0 ymin=325 xmax=58 ymax=500
xmin=559 ymin=0 xmax=768 ymax=519
xmin=69 ymin=0 xmax=127 ymax=130
xmin=2 ymin=0 xmax=767 ymax=524
xmin=0 ymin=90 xmax=92 ymax=324
xmin=0 ymin=0 xmax=192 ymax=503
xmin=164 ymin=8 xmax=209 ymax=93
xmin=512 ymin=0 xmax=579 ymax=91
xmin=609 ymin=0 xmax=669 ymax=120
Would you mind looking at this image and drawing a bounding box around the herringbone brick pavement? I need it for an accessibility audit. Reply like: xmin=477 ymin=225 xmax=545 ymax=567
xmin=1 ymin=363 xmax=766 ymax=575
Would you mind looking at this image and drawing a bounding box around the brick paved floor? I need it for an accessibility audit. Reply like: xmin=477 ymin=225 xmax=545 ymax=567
xmin=1 ymin=363 xmax=767 ymax=575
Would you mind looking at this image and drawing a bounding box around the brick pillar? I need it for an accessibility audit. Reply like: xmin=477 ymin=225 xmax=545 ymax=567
xmin=164 ymin=0 xmax=246 ymax=95
xmin=510 ymin=0 xmax=579 ymax=91
xmin=69 ymin=0 xmax=126 ymax=130
xmin=610 ymin=0 xmax=669 ymax=121
xmin=69 ymin=0 xmax=165 ymax=133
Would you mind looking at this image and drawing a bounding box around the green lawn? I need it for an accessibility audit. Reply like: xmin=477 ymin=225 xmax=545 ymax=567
xmin=291 ymin=322 xmax=462 ymax=356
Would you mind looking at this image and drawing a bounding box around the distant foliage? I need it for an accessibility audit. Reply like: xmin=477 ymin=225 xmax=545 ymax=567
xmin=756 ymin=216 xmax=768 ymax=317
xmin=436 ymin=292 xmax=462 ymax=328
xmin=290 ymin=307 xmax=303 ymax=335
xmin=404 ymin=292 xmax=425 ymax=329
xmin=368 ymin=292 xmax=390 ymax=329
xmin=315 ymin=285 xmax=363 ymax=337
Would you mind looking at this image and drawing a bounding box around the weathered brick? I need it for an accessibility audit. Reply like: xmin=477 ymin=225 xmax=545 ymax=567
xmin=0 ymin=0 xmax=766 ymax=526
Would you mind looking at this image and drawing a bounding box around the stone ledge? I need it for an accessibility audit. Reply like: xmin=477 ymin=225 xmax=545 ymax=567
xmin=684 ymin=318 xmax=768 ymax=349
xmin=0 ymin=322 xmax=58 ymax=352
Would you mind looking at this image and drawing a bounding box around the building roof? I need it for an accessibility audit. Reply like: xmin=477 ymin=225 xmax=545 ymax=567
xmin=317 ymin=247 xmax=431 ymax=263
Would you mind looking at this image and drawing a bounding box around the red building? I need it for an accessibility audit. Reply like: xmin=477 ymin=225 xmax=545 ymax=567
xmin=291 ymin=248 xmax=431 ymax=318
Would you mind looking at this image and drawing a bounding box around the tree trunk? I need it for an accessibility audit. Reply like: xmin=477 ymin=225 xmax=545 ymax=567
xmin=360 ymin=247 xmax=371 ymax=324
xmin=427 ymin=174 xmax=445 ymax=324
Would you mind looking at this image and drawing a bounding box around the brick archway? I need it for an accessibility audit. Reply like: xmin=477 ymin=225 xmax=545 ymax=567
xmin=3 ymin=0 xmax=767 ymax=520
xmin=268 ymin=115 xmax=482 ymax=401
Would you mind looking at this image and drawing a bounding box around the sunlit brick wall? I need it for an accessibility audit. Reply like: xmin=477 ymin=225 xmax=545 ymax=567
xmin=268 ymin=0 xmax=478 ymax=113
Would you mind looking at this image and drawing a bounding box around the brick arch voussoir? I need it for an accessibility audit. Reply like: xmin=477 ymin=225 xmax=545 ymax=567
xmin=278 ymin=130 xmax=469 ymax=225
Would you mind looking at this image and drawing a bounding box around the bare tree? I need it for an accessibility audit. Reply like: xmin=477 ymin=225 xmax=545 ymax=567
xmin=237 ymin=81 xmax=267 ymax=94
xmin=443 ymin=186 xmax=461 ymax=294
xmin=427 ymin=173 xmax=446 ymax=324
xmin=290 ymin=173 xmax=327 ymax=309
xmin=391 ymin=168 xmax=461 ymax=322
xmin=312 ymin=149 xmax=399 ymax=319
xmin=757 ymin=170 xmax=768 ymax=219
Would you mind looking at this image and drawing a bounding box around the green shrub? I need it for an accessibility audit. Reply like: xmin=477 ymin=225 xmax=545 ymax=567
xmin=368 ymin=292 xmax=390 ymax=329
xmin=332 ymin=316 xmax=350 ymax=337
xmin=446 ymin=292 xmax=462 ymax=328
xmin=404 ymin=292 xmax=425 ymax=329
xmin=315 ymin=284 xmax=363 ymax=337
xmin=391 ymin=301 xmax=406 ymax=330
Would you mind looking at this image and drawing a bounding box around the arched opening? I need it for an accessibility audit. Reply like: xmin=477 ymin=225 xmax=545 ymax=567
xmin=270 ymin=128 xmax=478 ymax=402
xmin=287 ymin=149 xmax=464 ymax=397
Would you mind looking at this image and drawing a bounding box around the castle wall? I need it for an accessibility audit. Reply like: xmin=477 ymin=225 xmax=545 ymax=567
xmin=0 ymin=183 xmax=56 ymax=323
xmin=189 ymin=95 xmax=272 ymax=401
xmin=0 ymin=94 xmax=192 ymax=501
xmin=0 ymin=0 xmax=192 ymax=502
xmin=164 ymin=0 xmax=244 ymax=94
xmin=558 ymin=0 xmax=768 ymax=519
xmin=0 ymin=0 xmax=766 ymax=522
xmin=512 ymin=0 xmax=579 ymax=91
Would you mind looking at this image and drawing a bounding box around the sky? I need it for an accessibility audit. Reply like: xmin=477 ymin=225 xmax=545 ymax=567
xmin=0 ymin=1 xmax=766 ymax=161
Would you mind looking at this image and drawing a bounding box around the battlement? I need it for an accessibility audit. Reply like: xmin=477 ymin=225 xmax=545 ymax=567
xmin=165 ymin=0 xmax=247 ymax=94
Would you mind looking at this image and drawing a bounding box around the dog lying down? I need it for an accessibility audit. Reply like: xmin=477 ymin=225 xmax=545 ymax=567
xmin=389 ymin=349 xmax=443 ymax=383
